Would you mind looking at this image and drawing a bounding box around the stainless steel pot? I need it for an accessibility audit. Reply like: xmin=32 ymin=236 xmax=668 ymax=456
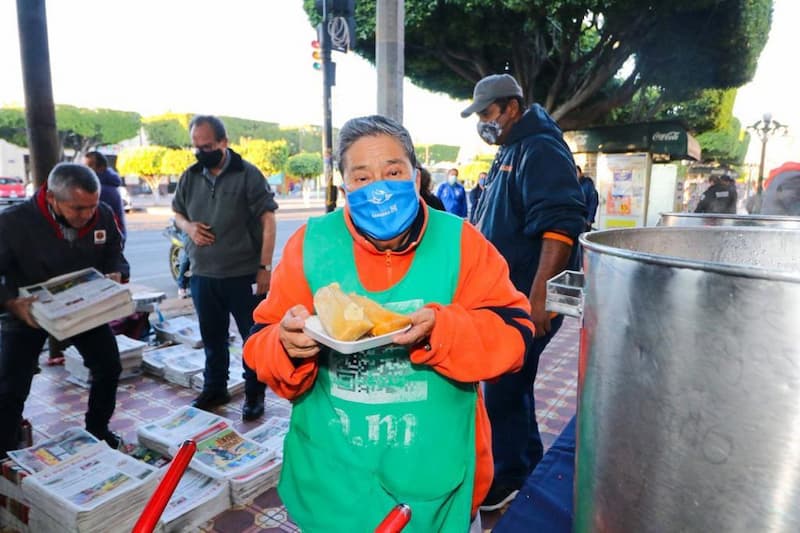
xmin=547 ymin=227 xmax=800 ymax=532
xmin=658 ymin=211 xmax=800 ymax=229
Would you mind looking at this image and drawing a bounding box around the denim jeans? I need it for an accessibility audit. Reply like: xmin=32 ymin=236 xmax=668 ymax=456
xmin=189 ymin=274 xmax=266 ymax=398
xmin=0 ymin=320 xmax=121 ymax=455
xmin=484 ymin=314 xmax=564 ymax=487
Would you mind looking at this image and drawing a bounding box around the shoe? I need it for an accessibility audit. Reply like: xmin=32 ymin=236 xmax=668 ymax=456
xmin=177 ymin=288 xmax=190 ymax=299
xmin=479 ymin=483 xmax=520 ymax=512
xmin=192 ymin=390 xmax=231 ymax=411
xmin=242 ymin=394 xmax=265 ymax=421
xmin=89 ymin=429 xmax=123 ymax=450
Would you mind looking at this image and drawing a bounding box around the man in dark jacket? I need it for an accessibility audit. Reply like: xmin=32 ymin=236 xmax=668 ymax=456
xmin=462 ymin=74 xmax=586 ymax=511
xmin=173 ymin=115 xmax=278 ymax=421
xmin=695 ymin=174 xmax=737 ymax=214
xmin=0 ymin=163 xmax=129 ymax=457
xmin=577 ymin=166 xmax=599 ymax=230
xmin=84 ymin=151 xmax=127 ymax=239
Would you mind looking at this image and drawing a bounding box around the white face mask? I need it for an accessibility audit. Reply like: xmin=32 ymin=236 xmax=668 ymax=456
xmin=477 ymin=120 xmax=502 ymax=145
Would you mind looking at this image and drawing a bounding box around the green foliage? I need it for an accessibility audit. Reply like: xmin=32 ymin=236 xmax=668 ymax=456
xmin=305 ymin=0 xmax=773 ymax=128
xmin=459 ymin=160 xmax=492 ymax=186
xmin=143 ymin=119 xmax=189 ymax=148
xmin=415 ymin=144 xmax=460 ymax=165
xmin=285 ymin=152 xmax=324 ymax=178
xmin=696 ymin=117 xmax=750 ymax=165
xmin=160 ymin=149 xmax=195 ymax=176
xmin=281 ymin=125 xmax=324 ymax=155
xmin=220 ymin=116 xmax=283 ymax=144
xmin=0 ymin=105 xmax=140 ymax=153
xmin=232 ymin=138 xmax=290 ymax=177
xmin=55 ymin=105 xmax=140 ymax=153
xmin=0 ymin=108 xmax=27 ymax=146
xmin=117 ymin=145 xmax=167 ymax=196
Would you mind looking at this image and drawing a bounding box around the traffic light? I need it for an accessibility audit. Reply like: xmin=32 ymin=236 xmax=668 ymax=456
xmin=311 ymin=39 xmax=322 ymax=71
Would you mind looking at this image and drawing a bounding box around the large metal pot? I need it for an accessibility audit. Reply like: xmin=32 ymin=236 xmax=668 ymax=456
xmin=549 ymin=227 xmax=800 ymax=532
xmin=658 ymin=211 xmax=800 ymax=229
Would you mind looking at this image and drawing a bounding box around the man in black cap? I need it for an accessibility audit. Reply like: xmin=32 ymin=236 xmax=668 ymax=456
xmin=462 ymin=74 xmax=586 ymax=511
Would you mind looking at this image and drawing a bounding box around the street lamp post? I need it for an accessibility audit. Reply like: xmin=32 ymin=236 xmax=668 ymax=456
xmin=748 ymin=112 xmax=788 ymax=196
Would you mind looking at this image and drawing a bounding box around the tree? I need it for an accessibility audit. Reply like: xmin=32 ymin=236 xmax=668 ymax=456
xmin=142 ymin=113 xmax=193 ymax=148
xmin=117 ymin=146 xmax=167 ymax=199
xmin=285 ymin=152 xmax=324 ymax=179
xmin=160 ymin=148 xmax=196 ymax=176
xmin=415 ymin=144 xmax=460 ymax=165
xmin=696 ymin=117 xmax=750 ymax=166
xmin=232 ymin=138 xmax=290 ymax=177
xmin=0 ymin=105 xmax=141 ymax=156
xmin=305 ymin=0 xmax=772 ymax=129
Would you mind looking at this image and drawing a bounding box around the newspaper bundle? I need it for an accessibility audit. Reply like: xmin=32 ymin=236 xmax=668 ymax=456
xmin=184 ymin=420 xmax=274 ymax=480
xmin=228 ymin=416 xmax=290 ymax=505
xmin=142 ymin=343 xmax=201 ymax=377
xmin=137 ymin=406 xmax=224 ymax=457
xmin=190 ymin=359 xmax=245 ymax=396
xmin=153 ymin=468 xmax=230 ymax=533
xmin=7 ymin=428 xmax=101 ymax=474
xmin=163 ymin=349 xmax=206 ymax=388
xmin=0 ymin=458 xmax=31 ymax=531
xmin=19 ymin=268 xmax=134 ymax=341
xmin=153 ymin=316 xmax=203 ymax=348
xmin=64 ymin=334 xmax=146 ymax=388
xmin=22 ymin=447 xmax=159 ymax=533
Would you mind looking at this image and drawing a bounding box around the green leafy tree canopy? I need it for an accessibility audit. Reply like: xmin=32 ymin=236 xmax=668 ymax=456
xmin=305 ymin=0 xmax=772 ymax=129
xmin=233 ymin=138 xmax=290 ymax=177
xmin=285 ymin=152 xmax=324 ymax=179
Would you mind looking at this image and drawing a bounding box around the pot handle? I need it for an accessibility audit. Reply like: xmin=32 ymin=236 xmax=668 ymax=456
xmin=545 ymin=270 xmax=584 ymax=318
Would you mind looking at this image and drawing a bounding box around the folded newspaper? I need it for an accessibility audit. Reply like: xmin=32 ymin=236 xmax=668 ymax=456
xmin=22 ymin=447 xmax=159 ymax=533
xmin=137 ymin=406 xmax=225 ymax=457
xmin=19 ymin=268 xmax=134 ymax=341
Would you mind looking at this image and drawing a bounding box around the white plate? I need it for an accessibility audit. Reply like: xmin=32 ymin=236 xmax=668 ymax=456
xmin=303 ymin=315 xmax=410 ymax=355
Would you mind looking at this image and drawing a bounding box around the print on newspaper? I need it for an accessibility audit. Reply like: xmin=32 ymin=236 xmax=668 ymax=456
xmin=327 ymin=299 xmax=424 ymax=448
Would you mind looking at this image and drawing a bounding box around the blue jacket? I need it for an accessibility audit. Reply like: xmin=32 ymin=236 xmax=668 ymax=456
xmin=436 ymin=182 xmax=468 ymax=218
xmin=97 ymin=167 xmax=126 ymax=238
xmin=471 ymin=104 xmax=586 ymax=294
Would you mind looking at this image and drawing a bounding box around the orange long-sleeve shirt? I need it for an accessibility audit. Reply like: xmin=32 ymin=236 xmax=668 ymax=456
xmin=244 ymin=206 xmax=533 ymax=517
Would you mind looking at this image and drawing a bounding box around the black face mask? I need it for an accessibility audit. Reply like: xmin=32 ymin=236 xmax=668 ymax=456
xmin=195 ymin=148 xmax=224 ymax=169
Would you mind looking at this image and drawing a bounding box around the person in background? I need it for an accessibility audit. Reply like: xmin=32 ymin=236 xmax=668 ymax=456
xmin=468 ymin=171 xmax=487 ymax=220
xmin=417 ymin=165 xmax=445 ymax=211
xmin=243 ymin=115 xmax=532 ymax=532
xmin=172 ymin=115 xmax=278 ymax=421
xmin=84 ymin=151 xmax=127 ymax=239
xmin=577 ymin=166 xmax=599 ymax=231
xmin=462 ymin=73 xmax=586 ymax=511
xmin=436 ymin=167 xmax=468 ymax=217
xmin=695 ymin=174 xmax=736 ymax=214
xmin=0 ymin=163 xmax=129 ymax=457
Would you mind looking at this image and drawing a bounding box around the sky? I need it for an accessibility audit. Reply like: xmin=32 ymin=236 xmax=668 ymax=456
xmin=0 ymin=0 xmax=797 ymax=165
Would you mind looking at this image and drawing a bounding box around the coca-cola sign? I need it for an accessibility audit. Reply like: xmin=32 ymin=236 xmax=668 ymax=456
xmin=652 ymin=131 xmax=681 ymax=142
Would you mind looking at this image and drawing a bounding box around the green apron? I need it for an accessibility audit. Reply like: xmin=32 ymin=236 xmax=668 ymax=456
xmin=279 ymin=208 xmax=477 ymax=532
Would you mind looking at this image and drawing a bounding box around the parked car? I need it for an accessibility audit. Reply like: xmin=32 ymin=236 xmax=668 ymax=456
xmin=0 ymin=177 xmax=25 ymax=203
xmin=119 ymin=186 xmax=132 ymax=212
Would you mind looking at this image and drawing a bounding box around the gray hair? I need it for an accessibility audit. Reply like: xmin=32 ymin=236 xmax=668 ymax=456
xmin=336 ymin=115 xmax=417 ymax=175
xmin=189 ymin=115 xmax=227 ymax=142
xmin=47 ymin=163 xmax=100 ymax=200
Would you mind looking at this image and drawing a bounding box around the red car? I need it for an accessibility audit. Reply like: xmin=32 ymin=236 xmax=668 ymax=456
xmin=0 ymin=177 xmax=25 ymax=203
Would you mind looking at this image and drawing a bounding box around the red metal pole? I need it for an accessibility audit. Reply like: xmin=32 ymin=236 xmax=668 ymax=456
xmin=131 ymin=439 xmax=197 ymax=533
xmin=374 ymin=503 xmax=412 ymax=533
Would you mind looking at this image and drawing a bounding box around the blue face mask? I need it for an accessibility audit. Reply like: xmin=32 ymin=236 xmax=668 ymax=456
xmin=346 ymin=178 xmax=420 ymax=241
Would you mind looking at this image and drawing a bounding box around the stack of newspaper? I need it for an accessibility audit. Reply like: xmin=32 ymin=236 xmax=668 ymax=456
xmin=229 ymin=417 xmax=291 ymax=505
xmin=153 ymin=468 xmax=230 ymax=533
xmin=9 ymin=428 xmax=159 ymax=533
xmin=137 ymin=407 xmax=224 ymax=457
xmin=142 ymin=343 xmax=200 ymax=377
xmin=64 ymin=334 xmax=146 ymax=388
xmin=137 ymin=408 xmax=276 ymax=504
xmin=121 ymin=443 xmax=229 ymax=533
xmin=163 ymin=349 xmax=207 ymax=387
xmin=190 ymin=357 xmax=244 ymax=396
xmin=19 ymin=268 xmax=135 ymax=341
xmin=153 ymin=316 xmax=204 ymax=348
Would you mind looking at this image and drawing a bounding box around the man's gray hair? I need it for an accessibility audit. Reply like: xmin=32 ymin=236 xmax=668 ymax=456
xmin=336 ymin=115 xmax=417 ymax=174
xmin=47 ymin=163 xmax=100 ymax=200
xmin=189 ymin=115 xmax=227 ymax=142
